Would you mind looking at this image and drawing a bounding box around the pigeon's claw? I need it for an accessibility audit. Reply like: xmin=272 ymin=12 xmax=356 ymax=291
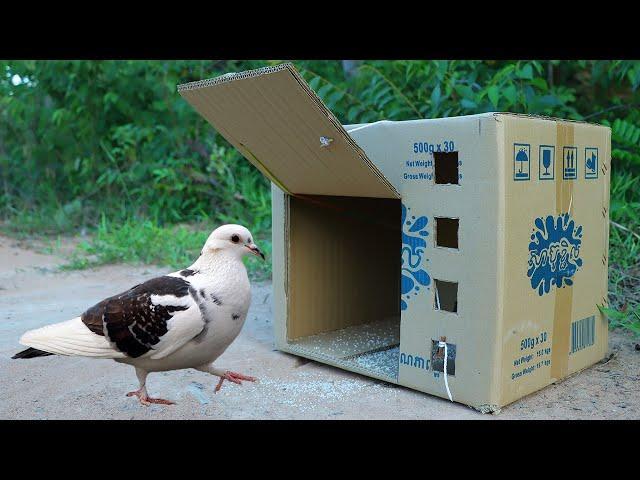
xmin=215 ymin=371 xmax=257 ymax=393
xmin=126 ymin=389 xmax=176 ymax=406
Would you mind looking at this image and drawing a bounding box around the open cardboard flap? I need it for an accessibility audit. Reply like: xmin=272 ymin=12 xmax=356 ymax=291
xmin=178 ymin=63 xmax=399 ymax=199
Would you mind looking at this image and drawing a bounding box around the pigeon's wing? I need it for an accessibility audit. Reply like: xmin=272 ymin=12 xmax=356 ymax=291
xmin=80 ymin=275 xmax=206 ymax=359
xmin=18 ymin=275 xmax=206 ymax=360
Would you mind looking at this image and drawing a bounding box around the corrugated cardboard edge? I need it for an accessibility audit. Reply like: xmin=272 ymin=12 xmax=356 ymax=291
xmin=177 ymin=63 xmax=292 ymax=92
xmin=600 ymin=128 xmax=612 ymax=359
xmin=603 ymin=128 xmax=612 ymax=310
xmin=271 ymin=183 xmax=288 ymax=350
xmin=492 ymin=114 xmax=508 ymax=408
xmin=178 ymin=63 xmax=400 ymax=200
xmin=492 ymin=112 xmax=606 ymax=127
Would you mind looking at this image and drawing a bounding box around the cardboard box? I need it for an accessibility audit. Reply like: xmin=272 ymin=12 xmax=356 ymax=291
xmin=179 ymin=63 xmax=611 ymax=412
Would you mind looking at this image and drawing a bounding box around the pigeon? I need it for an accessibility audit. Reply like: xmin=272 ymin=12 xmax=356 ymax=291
xmin=12 ymin=224 xmax=265 ymax=406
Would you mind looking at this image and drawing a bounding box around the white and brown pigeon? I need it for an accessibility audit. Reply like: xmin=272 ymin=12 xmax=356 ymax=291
xmin=12 ymin=224 xmax=264 ymax=406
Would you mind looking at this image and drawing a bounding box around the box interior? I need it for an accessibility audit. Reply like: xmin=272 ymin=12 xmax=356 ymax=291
xmin=286 ymin=195 xmax=402 ymax=380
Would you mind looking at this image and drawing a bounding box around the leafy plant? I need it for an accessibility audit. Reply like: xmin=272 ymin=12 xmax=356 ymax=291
xmin=599 ymin=305 xmax=640 ymax=336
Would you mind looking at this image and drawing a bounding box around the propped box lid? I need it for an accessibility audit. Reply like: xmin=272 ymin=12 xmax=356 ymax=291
xmin=178 ymin=63 xmax=399 ymax=199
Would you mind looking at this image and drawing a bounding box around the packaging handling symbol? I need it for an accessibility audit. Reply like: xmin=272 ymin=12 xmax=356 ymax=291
xmin=585 ymin=147 xmax=598 ymax=179
xmin=539 ymin=145 xmax=555 ymax=180
xmin=563 ymin=146 xmax=578 ymax=180
xmin=513 ymin=143 xmax=531 ymax=181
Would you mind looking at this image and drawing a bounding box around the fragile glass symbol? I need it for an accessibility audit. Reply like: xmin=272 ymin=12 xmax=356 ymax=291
xmin=515 ymin=147 xmax=529 ymax=178
xmin=542 ymin=149 xmax=551 ymax=176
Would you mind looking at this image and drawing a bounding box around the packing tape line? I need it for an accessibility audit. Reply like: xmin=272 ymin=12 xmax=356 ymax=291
xmin=438 ymin=341 xmax=453 ymax=402
xmin=550 ymin=122 xmax=576 ymax=380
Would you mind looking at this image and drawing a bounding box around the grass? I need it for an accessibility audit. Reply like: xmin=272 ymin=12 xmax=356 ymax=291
xmin=61 ymin=216 xmax=272 ymax=281
xmin=0 ymin=212 xmax=272 ymax=282
xmin=0 ymin=152 xmax=274 ymax=281
xmin=0 ymin=202 xmax=88 ymax=239
xmin=603 ymin=172 xmax=640 ymax=336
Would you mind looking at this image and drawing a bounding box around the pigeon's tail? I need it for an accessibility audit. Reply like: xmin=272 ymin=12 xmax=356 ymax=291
xmin=12 ymin=347 xmax=55 ymax=359
xmin=17 ymin=317 xmax=126 ymax=359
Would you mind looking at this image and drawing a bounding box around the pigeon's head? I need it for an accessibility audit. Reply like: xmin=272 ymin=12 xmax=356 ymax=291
xmin=202 ymin=224 xmax=265 ymax=261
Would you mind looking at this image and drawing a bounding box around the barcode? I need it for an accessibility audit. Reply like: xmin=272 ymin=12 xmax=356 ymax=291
xmin=571 ymin=316 xmax=595 ymax=354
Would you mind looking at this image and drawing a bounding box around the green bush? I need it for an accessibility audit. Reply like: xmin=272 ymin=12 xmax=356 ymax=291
xmin=0 ymin=60 xmax=269 ymax=229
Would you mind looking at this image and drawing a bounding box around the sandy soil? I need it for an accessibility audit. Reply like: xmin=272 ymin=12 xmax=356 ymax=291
xmin=0 ymin=235 xmax=638 ymax=420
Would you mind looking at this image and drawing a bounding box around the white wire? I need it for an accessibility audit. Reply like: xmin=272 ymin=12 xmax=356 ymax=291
xmin=568 ymin=192 xmax=573 ymax=215
xmin=438 ymin=341 xmax=453 ymax=402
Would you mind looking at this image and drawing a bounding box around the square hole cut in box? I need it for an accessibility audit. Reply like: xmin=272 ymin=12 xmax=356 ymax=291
xmin=431 ymin=340 xmax=456 ymax=375
xmin=434 ymin=279 xmax=458 ymax=313
xmin=434 ymin=151 xmax=459 ymax=185
xmin=435 ymin=217 xmax=459 ymax=249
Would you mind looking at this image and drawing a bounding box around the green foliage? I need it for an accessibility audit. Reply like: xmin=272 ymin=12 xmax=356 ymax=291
xmin=63 ymin=215 xmax=271 ymax=280
xmin=62 ymin=217 xmax=209 ymax=270
xmin=599 ymin=305 xmax=640 ymax=336
xmin=0 ymin=60 xmax=268 ymax=228
xmin=1 ymin=60 xmax=639 ymax=334
xmin=606 ymin=117 xmax=640 ymax=168
xmin=299 ymin=60 xmax=581 ymax=122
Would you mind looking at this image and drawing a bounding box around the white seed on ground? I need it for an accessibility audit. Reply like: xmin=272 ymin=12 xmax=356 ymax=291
xmin=350 ymin=346 xmax=399 ymax=379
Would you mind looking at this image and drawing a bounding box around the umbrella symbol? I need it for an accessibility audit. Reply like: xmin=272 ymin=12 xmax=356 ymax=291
xmin=516 ymin=147 xmax=528 ymax=174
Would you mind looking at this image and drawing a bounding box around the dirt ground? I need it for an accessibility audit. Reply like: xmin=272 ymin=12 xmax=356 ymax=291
xmin=0 ymin=235 xmax=638 ymax=420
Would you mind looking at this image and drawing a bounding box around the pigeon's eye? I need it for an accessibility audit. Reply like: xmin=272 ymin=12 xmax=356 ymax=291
xmin=231 ymin=234 xmax=240 ymax=243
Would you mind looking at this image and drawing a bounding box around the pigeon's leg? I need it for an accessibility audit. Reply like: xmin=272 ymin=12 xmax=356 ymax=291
xmin=126 ymin=367 xmax=175 ymax=406
xmin=196 ymin=364 xmax=257 ymax=393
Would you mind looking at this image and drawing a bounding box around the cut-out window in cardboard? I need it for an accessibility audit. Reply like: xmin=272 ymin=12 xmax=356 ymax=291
xmin=434 ymin=279 xmax=458 ymax=313
xmin=435 ymin=217 xmax=459 ymax=249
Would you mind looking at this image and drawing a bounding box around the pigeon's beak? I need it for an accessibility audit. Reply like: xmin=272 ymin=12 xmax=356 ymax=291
xmin=245 ymin=243 xmax=265 ymax=261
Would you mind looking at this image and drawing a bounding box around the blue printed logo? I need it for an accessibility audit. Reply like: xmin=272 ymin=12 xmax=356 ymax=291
xmin=400 ymin=352 xmax=430 ymax=370
xmin=527 ymin=213 xmax=583 ymax=296
xmin=401 ymin=204 xmax=430 ymax=311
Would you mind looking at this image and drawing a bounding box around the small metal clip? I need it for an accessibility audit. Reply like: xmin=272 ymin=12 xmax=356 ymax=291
xmin=319 ymin=136 xmax=334 ymax=148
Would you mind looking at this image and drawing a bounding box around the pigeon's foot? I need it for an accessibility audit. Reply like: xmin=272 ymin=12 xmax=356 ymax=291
xmin=215 ymin=371 xmax=257 ymax=393
xmin=126 ymin=389 xmax=176 ymax=406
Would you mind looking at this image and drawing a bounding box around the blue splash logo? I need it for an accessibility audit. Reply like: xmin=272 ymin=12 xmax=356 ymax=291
xmin=401 ymin=204 xmax=430 ymax=311
xmin=527 ymin=213 xmax=583 ymax=296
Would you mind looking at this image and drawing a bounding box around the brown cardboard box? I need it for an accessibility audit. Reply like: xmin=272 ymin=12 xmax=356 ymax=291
xmin=179 ymin=63 xmax=611 ymax=412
